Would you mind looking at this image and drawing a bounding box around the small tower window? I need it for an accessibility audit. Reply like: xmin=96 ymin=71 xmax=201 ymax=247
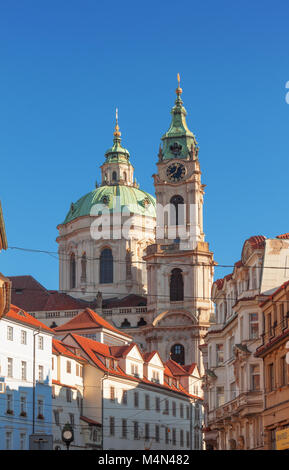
xmin=70 ymin=253 xmax=76 ymax=289
xmin=100 ymin=248 xmax=113 ymax=284
xmin=123 ymin=172 xmax=127 ymax=181
xmin=171 ymin=344 xmax=185 ymax=365
xmin=170 ymin=268 xmax=184 ymax=301
xmin=112 ymin=171 xmax=117 ymax=181
xmin=170 ymin=195 xmax=184 ymax=226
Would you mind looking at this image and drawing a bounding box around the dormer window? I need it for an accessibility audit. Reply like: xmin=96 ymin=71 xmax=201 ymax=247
xmin=152 ymin=370 xmax=160 ymax=383
xmin=131 ymin=364 xmax=139 ymax=377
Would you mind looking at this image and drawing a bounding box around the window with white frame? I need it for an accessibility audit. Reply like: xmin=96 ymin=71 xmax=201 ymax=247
xmin=38 ymin=365 xmax=44 ymax=382
xmin=249 ymin=313 xmax=259 ymax=339
xmin=7 ymin=357 xmax=13 ymax=377
xmin=21 ymin=361 xmax=27 ymax=381
xmin=20 ymin=394 xmax=27 ymax=414
xmin=216 ymin=344 xmax=224 ymax=365
xmin=216 ymin=386 xmax=225 ymax=407
xmin=109 ymin=416 xmax=115 ymax=436
xmin=38 ymin=336 xmax=44 ymax=350
xmin=155 ymin=396 xmax=160 ymax=412
xmin=5 ymin=431 xmax=12 ymax=450
xmin=145 ymin=394 xmax=150 ymax=410
xmin=37 ymin=398 xmax=44 ymax=418
xmin=20 ymin=432 xmax=26 ymax=450
xmin=66 ymin=388 xmax=72 ymax=402
xmin=131 ymin=363 xmax=139 ymax=377
xmin=21 ymin=330 xmax=27 ymax=345
xmin=7 ymin=326 xmax=13 ymax=341
xmin=250 ymin=364 xmax=260 ymax=391
xmin=152 ymin=370 xmax=160 ymax=383
xmin=230 ymin=381 xmax=237 ymax=400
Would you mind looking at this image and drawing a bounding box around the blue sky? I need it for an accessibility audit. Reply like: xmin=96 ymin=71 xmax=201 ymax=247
xmin=1 ymin=0 xmax=289 ymax=289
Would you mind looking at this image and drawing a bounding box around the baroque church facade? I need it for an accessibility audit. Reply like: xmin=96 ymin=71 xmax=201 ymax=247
xmin=56 ymin=77 xmax=215 ymax=373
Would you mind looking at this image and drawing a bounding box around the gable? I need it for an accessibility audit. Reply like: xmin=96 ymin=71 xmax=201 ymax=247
xmin=126 ymin=344 xmax=143 ymax=362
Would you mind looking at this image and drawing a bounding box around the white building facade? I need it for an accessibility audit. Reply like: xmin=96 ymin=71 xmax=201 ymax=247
xmin=0 ymin=305 xmax=53 ymax=450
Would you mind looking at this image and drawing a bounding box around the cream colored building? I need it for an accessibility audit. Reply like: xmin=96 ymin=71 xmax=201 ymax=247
xmin=202 ymin=234 xmax=289 ymax=450
xmin=256 ymin=279 xmax=289 ymax=450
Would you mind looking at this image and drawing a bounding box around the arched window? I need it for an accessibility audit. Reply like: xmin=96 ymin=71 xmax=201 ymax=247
xmin=81 ymin=253 xmax=87 ymax=283
xmin=112 ymin=171 xmax=117 ymax=181
xmin=170 ymin=195 xmax=184 ymax=226
xmin=123 ymin=172 xmax=127 ymax=181
xmin=100 ymin=248 xmax=113 ymax=284
xmin=170 ymin=268 xmax=184 ymax=301
xmin=70 ymin=253 xmax=76 ymax=289
xmin=170 ymin=344 xmax=185 ymax=365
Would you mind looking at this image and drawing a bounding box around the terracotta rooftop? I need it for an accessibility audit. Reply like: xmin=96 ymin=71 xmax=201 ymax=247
xmin=6 ymin=304 xmax=54 ymax=333
xmin=276 ymin=233 xmax=289 ymax=239
xmin=245 ymin=235 xmax=266 ymax=250
xmin=54 ymin=307 xmax=132 ymax=339
xmin=9 ymin=275 xmax=92 ymax=312
xmin=9 ymin=276 xmax=147 ymax=313
xmin=102 ymin=294 xmax=147 ymax=308
xmin=64 ymin=334 xmax=201 ymax=399
xmin=52 ymin=338 xmax=87 ymax=363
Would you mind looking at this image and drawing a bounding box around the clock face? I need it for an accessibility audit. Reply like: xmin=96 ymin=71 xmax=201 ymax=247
xmin=166 ymin=163 xmax=186 ymax=182
xmin=63 ymin=430 xmax=73 ymax=440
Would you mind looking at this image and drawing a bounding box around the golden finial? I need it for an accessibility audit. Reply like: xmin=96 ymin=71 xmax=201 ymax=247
xmin=114 ymin=107 xmax=121 ymax=138
xmin=176 ymin=73 xmax=182 ymax=96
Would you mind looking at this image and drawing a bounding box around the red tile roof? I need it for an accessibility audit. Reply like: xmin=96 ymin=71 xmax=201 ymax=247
xmin=109 ymin=344 xmax=136 ymax=358
xmin=182 ymin=363 xmax=198 ymax=375
xmin=166 ymin=359 xmax=188 ymax=376
xmin=52 ymin=379 xmax=78 ymax=390
xmin=80 ymin=416 xmax=101 ymax=426
xmin=245 ymin=235 xmax=266 ymax=250
xmin=276 ymin=233 xmax=289 ymax=239
xmin=52 ymin=338 xmax=87 ymax=363
xmin=64 ymin=334 xmax=201 ymax=399
xmin=54 ymin=308 xmax=132 ymax=339
xmin=9 ymin=275 xmax=91 ymax=312
xmin=142 ymin=350 xmax=161 ymax=363
xmin=102 ymin=294 xmax=147 ymax=308
xmin=6 ymin=304 xmax=54 ymax=333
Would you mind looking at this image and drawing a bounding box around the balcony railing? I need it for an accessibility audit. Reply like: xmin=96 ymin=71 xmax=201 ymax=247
xmin=208 ymin=390 xmax=264 ymax=425
xmin=102 ymin=306 xmax=147 ymax=316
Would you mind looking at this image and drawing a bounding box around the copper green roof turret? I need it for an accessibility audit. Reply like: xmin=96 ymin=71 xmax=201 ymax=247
xmin=104 ymin=108 xmax=131 ymax=164
xmin=160 ymin=74 xmax=199 ymax=161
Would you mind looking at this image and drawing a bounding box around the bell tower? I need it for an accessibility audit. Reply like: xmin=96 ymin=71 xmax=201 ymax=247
xmin=143 ymin=76 xmax=215 ymax=373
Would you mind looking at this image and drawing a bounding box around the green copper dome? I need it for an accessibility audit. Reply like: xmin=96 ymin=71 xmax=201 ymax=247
xmin=62 ymin=185 xmax=156 ymax=224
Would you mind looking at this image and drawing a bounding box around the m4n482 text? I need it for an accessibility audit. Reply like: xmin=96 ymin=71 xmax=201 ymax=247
xmin=142 ymin=455 xmax=190 ymax=465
